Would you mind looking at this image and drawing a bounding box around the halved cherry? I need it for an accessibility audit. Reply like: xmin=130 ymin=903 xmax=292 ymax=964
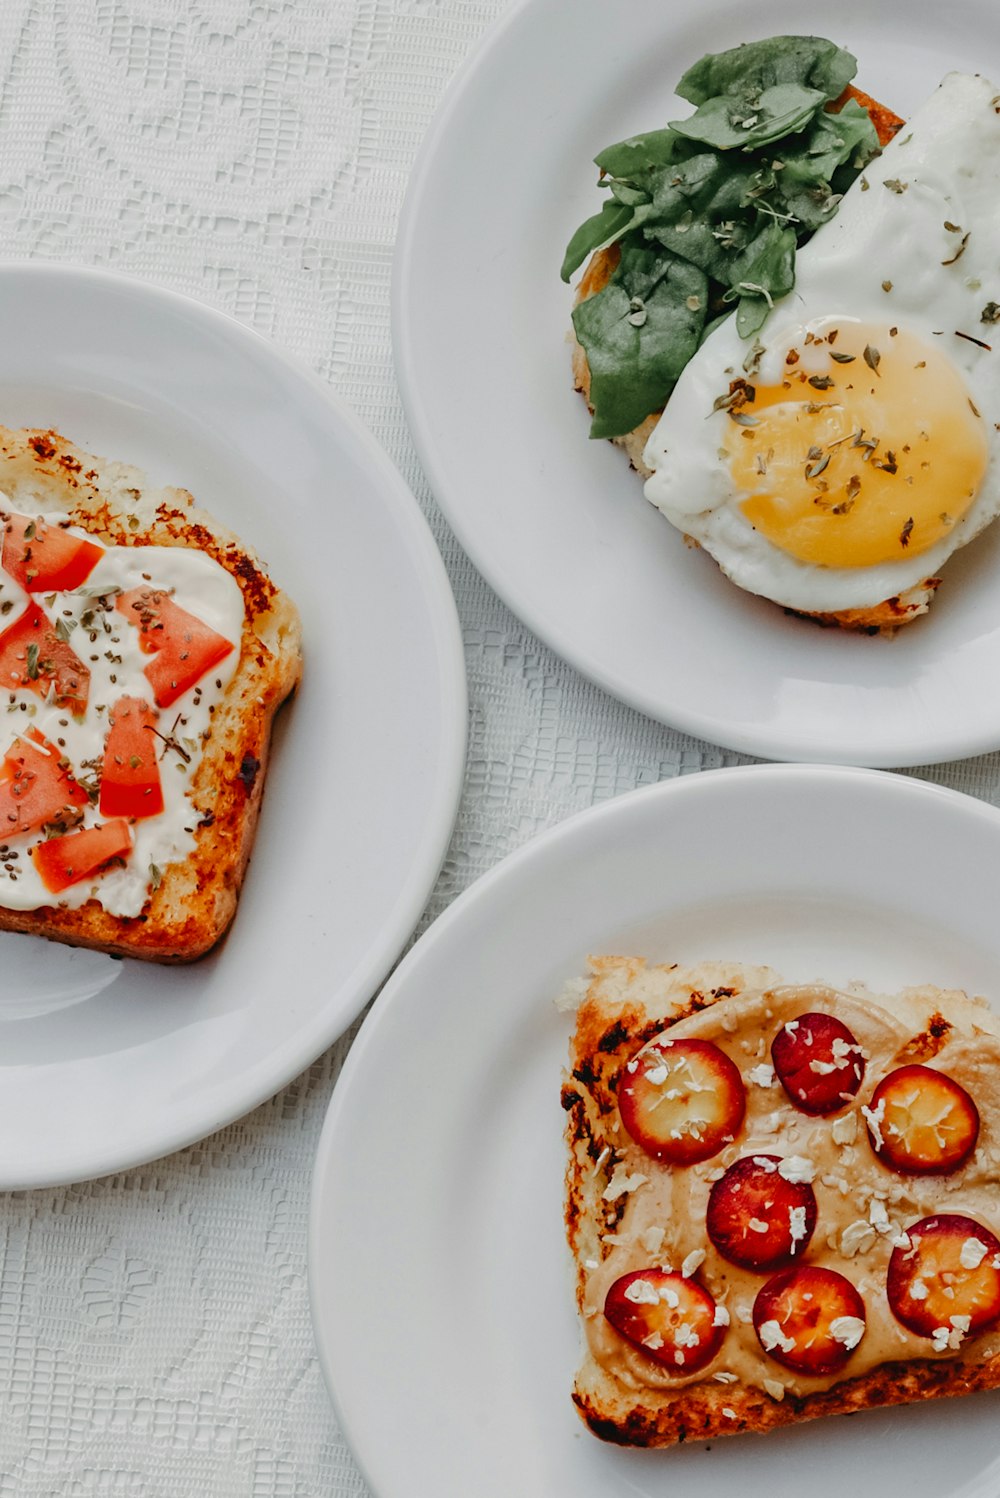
xmin=771 ymin=1012 xmax=865 ymax=1115
xmin=706 ymin=1154 xmax=817 ymax=1272
xmin=1 ymin=513 xmax=102 ymax=592
xmin=0 ymin=602 xmax=89 ymax=711
xmin=0 ymin=727 xmax=88 ymax=835
xmin=753 ymin=1266 xmax=866 ymax=1376
xmin=99 ymin=696 xmax=164 ymax=820
xmin=604 ymin=1268 xmax=728 ymax=1373
xmin=618 ymin=1037 xmax=746 ymax=1164
xmin=116 ymin=587 xmax=235 ymax=709
xmin=32 ymin=819 xmax=132 ymax=895
xmin=887 ymin=1214 xmax=1000 ymax=1341
xmin=865 ymin=1065 xmax=979 ymax=1174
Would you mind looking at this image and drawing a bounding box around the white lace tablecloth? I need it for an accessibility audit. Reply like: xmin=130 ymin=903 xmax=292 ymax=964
xmin=1 ymin=3 xmax=999 ymax=1493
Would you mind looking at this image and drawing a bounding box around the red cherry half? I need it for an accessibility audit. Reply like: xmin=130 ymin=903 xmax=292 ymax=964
xmin=618 ymin=1038 xmax=746 ymax=1165
xmin=866 ymin=1065 xmax=979 ymax=1175
xmin=771 ymin=1012 xmax=865 ymax=1116
xmin=604 ymin=1268 xmax=728 ymax=1373
xmin=753 ymin=1266 xmax=866 ymax=1376
xmin=706 ymin=1154 xmax=817 ymax=1272
xmin=887 ymin=1214 xmax=1000 ymax=1341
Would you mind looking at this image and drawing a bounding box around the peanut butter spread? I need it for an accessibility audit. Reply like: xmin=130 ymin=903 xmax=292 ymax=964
xmin=582 ymin=983 xmax=1000 ymax=1401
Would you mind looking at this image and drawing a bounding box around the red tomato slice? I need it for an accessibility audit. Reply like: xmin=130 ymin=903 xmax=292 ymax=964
xmin=0 ymin=727 xmax=88 ymax=835
xmin=32 ymin=819 xmax=132 ymax=895
xmin=2 ymin=513 xmax=102 ymax=592
xmin=99 ymin=696 xmax=164 ymax=820
xmin=116 ymin=587 xmax=235 ymax=708
xmin=0 ymin=602 xmax=89 ymax=711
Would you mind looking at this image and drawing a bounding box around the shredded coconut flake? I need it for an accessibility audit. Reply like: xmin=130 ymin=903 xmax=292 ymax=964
xmin=640 ymin=1225 xmax=666 ymax=1255
xmin=623 ymin=1279 xmax=660 ymax=1306
xmin=713 ymin=1303 xmax=730 ymax=1328
xmin=778 ymin=1154 xmax=815 ymax=1184
xmin=831 ymin=1112 xmax=858 ymax=1146
xmin=681 ymin=1249 xmax=706 ymax=1279
xmin=840 ymin=1219 xmax=877 ymax=1258
xmin=759 ymin=1319 xmax=796 ymax=1355
xmin=862 ymin=1099 xmax=886 ymax=1151
xmin=713 ymin=1370 xmax=738 ymax=1384
xmin=961 ymin=1236 xmax=989 ymax=1269
xmin=763 ymin=1378 xmax=785 ymax=1402
xmin=748 ymin=1217 xmax=769 ymax=1234
xmin=868 ymin=1199 xmax=891 ymax=1233
xmin=722 ymin=1407 xmax=737 ymax=1420
xmin=788 ymin=1206 xmax=808 ymax=1249
xmin=910 ymin=1279 xmax=928 ymax=1301
xmin=829 ymin=1315 xmax=866 ymax=1350
xmin=602 ymin=1167 xmax=648 ymax=1202
xmin=747 ymin=1064 xmax=776 ymax=1088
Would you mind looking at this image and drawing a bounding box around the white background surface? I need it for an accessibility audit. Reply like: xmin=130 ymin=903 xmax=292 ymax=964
xmin=1 ymin=2 xmax=1000 ymax=1494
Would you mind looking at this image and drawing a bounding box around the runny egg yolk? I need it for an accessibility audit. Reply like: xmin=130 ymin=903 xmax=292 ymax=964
xmin=724 ymin=323 xmax=988 ymax=568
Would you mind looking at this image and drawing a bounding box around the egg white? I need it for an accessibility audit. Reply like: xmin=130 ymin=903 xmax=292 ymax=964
xmin=642 ymin=71 xmax=1000 ymax=614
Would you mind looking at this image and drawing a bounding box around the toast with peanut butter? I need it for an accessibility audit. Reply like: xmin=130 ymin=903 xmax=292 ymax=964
xmin=562 ymin=956 xmax=1000 ymax=1444
xmin=0 ymin=426 xmax=301 ymax=962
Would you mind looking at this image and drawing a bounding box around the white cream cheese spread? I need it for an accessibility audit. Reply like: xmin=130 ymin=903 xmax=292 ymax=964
xmin=0 ymin=506 xmax=244 ymax=917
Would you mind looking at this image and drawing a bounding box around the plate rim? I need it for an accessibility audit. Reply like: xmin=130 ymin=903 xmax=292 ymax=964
xmin=0 ymin=258 xmax=468 ymax=1189
xmin=308 ymin=760 xmax=1000 ymax=1495
xmin=391 ymin=0 xmax=1000 ymax=770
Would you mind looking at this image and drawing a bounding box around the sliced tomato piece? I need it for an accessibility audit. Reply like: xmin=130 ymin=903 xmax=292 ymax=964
xmin=604 ymin=1268 xmax=728 ymax=1373
xmin=1 ymin=513 xmax=102 ymax=592
xmin=0 ymin=602 xmax=89 ymax=711
xmin=32 ymin=818 xmax=132 ymax=895
xmin=116 ymin=587 xmax=235 ymax=709
xmin=0 ymin=727 xmax=87 ymax=836
xmin=753 ymin=1266 xmax=866 ymax=1376
xmin=618 ymin=1037 xmax=746 ymax=1165
xmin=706 ymin=1155 xmax=817 ymax=1272
xmin=866 ymin=1064 xmax=979 ymax=1175
xmin=771 ymin=1012 xmax=866 ymax=1115
xmin=887 ymin=1214 xmax=1000 ymax=1342
xmin=99 ymin=696 xmax=164 ymax=820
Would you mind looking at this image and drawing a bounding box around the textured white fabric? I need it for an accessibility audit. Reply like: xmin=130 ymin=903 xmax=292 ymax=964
xmin=0 ymin=2 xmax=999 ymax=1493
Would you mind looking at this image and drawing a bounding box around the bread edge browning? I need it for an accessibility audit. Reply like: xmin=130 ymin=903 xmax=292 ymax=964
xmin=570 ymin=87 xmax=924 ymax=633
xmin=562 ymin=956 xmax=1000 ymax=1446
xmin=0 ymin=426 xmax=303 ymax=962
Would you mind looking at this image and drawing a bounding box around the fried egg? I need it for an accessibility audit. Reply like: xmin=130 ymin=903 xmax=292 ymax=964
xmin=642 ymin=71 xmax=1000 ymax=615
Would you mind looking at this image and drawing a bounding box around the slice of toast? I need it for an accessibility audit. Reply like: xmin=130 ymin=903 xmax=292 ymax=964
xmin=571 ymin=88 xmax=923 ymax=632
xmin=0 ymin=426 xmax=302 ymax=962
xmin=562 ymin=955 xmax=1000 ymax=1445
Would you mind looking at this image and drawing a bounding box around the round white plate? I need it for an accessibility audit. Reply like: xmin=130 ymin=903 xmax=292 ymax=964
xmin=394 ymin=0 xmax=1000 ymax=768
xmin=311 ymin=763 xmax=1000 ymax=1498
xmin=0 ymin=262 xmax=466 ymax=1189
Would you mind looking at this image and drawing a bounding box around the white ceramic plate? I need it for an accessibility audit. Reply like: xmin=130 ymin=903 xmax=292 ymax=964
xmin=394 ymin=0 xmax=1000 ymax=767
xmin=311 ymin=763 xmax=1000 ymax=1498
xmin=0 ymin=262 xmax=466 ymax=1189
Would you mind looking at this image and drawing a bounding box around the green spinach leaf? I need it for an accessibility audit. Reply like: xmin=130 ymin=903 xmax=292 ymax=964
xmin=677 ymin=35 xmax=858 ymax=105
xmin=572 ymin=244 xmax=707 ymax=437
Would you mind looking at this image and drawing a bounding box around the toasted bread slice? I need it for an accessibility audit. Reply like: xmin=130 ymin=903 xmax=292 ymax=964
xmin=571 ymin=88 xmax=918 ymax=632
xmin=0 ymin=426 xmax=301 ymax=962
xmin=563 ymin=955 xmax=1000 ymax=1445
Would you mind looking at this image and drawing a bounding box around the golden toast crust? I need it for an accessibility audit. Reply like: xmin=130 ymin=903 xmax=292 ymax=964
xmin=0 ymin=427 xmax=302 ymax=961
